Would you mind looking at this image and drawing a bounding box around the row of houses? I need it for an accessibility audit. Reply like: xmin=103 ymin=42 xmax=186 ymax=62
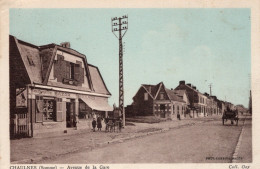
xmin=9 ymin=35 xmax=239 ymax=138
xmin=126 ymin=81 xmax=235 ymax=120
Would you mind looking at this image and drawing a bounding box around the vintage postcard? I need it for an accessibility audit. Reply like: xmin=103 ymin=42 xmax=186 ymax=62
xmin=1 ymin=0 xmax=259 ymax=169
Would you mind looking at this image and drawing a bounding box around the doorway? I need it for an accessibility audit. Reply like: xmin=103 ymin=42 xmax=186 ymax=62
xmin=160 ymin=104 xmax=166 ymax=118
xmin=66 ymin=101 xmax=75 ymax=128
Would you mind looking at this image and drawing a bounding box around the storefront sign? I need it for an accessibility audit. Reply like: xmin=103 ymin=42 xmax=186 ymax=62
xmin=32 ymin=89 xmax=53 ymax=96
xmin=32 ymin=89 xmax=72 ymax=98
xmin=55 ymin=91 xmax=70 ymax=97
xmin=16 ymin=88 xmax=27 ymax=107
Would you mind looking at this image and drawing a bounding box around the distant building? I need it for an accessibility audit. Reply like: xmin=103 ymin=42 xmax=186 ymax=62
xmin=236 ymin=104 xmax=248 ymax=115
xmin=225 ymin=102 xmax=235 ymax=111
xmin=131 ymin=82 xmax=187 ymax=119
xmin=175 ymin=81 xmax=207 ymax=117
xmin=10 ymin=35 xmax=112 ymax=138
xmin=210 ymin=96 xmax=225 ymax=115
xmin=218 ymin=100 xmax=225 ymax=115
xmin=173 ymin=90 xmax=190 ymax=108
xmin=203 ymin=93 xmax=212 ymax=116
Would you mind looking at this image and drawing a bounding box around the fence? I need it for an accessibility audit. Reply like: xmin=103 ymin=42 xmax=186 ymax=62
xmin=10 ymin=112 xmax=30 ymax=139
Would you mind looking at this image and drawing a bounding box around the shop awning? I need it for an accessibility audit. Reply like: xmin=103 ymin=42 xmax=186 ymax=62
xmin=80 ymin=96 xmax=113 ymax=111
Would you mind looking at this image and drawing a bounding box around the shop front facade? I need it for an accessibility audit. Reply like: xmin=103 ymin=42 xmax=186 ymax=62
xmin=26 ymin=87 xmax=112 ymax=136
xmin=10 ymin=35 xmax=112 ymax=138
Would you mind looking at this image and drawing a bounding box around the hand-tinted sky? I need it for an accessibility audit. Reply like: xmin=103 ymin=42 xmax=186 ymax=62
xmin=10 ymin=8 xmax=251 ymax=107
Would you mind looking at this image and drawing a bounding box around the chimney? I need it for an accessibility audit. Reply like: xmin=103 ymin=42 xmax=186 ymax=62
xmin=179 ymin=81 xmax=185 ymax=85
xmin=171 ymin=88 xmax=173 ymax=90
xmin=192 ymin=86 xmax=196 ymax=90
xmin=187 ymin=83 xmax=191 ymax=87
xmin=60 ymin=42 xmax=71 ymax=48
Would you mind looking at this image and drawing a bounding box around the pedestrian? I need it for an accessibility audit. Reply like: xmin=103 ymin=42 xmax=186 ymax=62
xmin=177 ymin=113 xmax=181 ymax=120
xmin=97 ymin=115 xmax=102 ymax=131
xmin=118 ymin=118 xmax=122 ymax=132
xmin=105 ymin=116 xmax=110 ymax=132
xmin=93 ymin=111 xmax=97 ymax=119
xmin=92 ymin=118 xmax=96 ymax=132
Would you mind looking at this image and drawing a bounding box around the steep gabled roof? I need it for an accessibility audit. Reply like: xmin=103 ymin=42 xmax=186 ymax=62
xmin=14 ymin=38 xmax=42 ymax=84
xmin=10 ymin=35 xmax=110 ymax=96
xmin=137 ymin=82 xmax=185 ymax=103
xmin=142 ymin=82 xmax=161 ymax=99
xmin=173 ymin=90 xmax=186 ymax=98
xmin=165 ymin=88 xmax=186 ymax=103
xmin=88 ymin=64 xmax=111 ymax=95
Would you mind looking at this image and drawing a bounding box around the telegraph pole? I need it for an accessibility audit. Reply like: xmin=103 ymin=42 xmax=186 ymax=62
xmin=111 ymin=15 xmax=128 ymax=126
xmin=249 ymin=90 xmax=252 ymax=114
xmin=209 ymin=83 xmax=212 ymax=96
xmin=208 ymin=83 xmax=213 ymax=115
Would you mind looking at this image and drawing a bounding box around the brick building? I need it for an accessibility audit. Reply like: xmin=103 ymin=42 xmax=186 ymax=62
xmin=174 ymin=81 xmax=208 ymax=117
xmin=10 ymin=35 xmax=112 ymax=138
xmin=132 ymin=82 xmax=187 ymax=119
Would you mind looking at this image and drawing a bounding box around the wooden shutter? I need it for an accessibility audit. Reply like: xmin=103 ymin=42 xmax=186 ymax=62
xmin=54 ymin=55 xmax=65 ymax=82
xmin=79 ymin=67 xmax=84 ymax=83
xmin=35 ymin=98 xmax=43 ymax=122
xmin=76 ymin=61 xmax=84 ymax=84
xmin=56 ymin=98 xmax=63 ymax=121
xmin=65 ymin=61 xmax=70 ymax=79
xmin=74 ymin=64 xmax=80 ymax=82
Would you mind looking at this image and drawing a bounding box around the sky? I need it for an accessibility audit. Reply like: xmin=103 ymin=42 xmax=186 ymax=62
xmin=10 ymin=8 xmax=251 ymax=107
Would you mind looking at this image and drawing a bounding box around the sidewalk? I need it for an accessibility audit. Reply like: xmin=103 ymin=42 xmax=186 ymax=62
xmin=11 ymin=116 xmax=216 ymax=164
xmin=233 ymin=115 xmax=252 ymax=163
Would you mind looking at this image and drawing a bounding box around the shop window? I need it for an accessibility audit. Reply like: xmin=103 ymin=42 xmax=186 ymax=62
xmin=144 ymin=93 xmax=148 ymax=101
xmin=43 ymin=99 xmax=56 ymax=121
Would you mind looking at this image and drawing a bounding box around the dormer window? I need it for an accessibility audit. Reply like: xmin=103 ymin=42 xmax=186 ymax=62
xmin=27 ymin=55 xmax=34 ymax=66
xmin=54 ymin=55 xmax=84 ymax=86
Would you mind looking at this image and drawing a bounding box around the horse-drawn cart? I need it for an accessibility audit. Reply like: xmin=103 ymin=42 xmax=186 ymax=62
xmin=105 ymin=118 xmax=122 ymax=132
xmin=222 ymin=110 xmax=239 ymax=126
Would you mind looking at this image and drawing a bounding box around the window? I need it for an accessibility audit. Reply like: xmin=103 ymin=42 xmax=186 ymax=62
xmin=160 ymin=104 xmax=165 ymax=111
xmin=65 ymin=62 xmax=77 ymax=80
xmin=27 ymin=55 xmax=34 ymax=66
xmin=43 ymin=99 xmax=56 ymax=121
xmin=144 ymin=93 xmax=148 ymax=101
xmin=160 ymin=93 xmax=164 ymax=100
xmin=172 ymin=105 xmax=175 ymax=114
xmin=62 ymin=61 xmax=83 ymax=86
xmin=70 ymin=63 xmax=75 ymax=79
